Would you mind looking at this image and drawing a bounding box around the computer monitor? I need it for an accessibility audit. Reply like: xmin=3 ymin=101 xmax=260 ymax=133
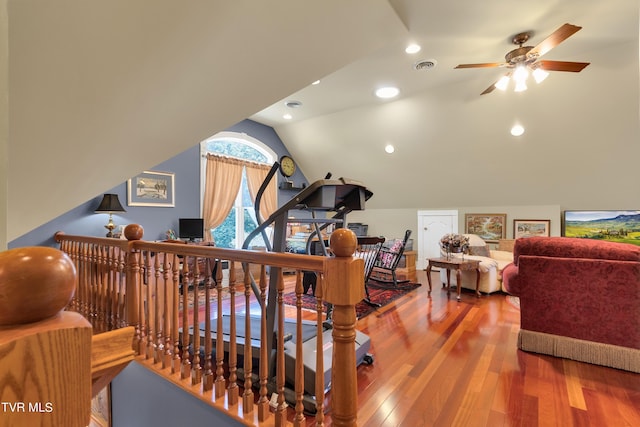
xmin=178 ymin=218 xmax=204 ymax=242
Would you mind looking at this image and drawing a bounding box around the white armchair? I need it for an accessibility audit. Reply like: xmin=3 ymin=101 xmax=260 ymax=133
xmin=438 ymin=234 xmax=514 ymax=294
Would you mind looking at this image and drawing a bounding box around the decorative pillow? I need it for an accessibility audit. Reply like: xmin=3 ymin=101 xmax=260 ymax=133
xmin=468 ymin=245 xmax=490 ymax=257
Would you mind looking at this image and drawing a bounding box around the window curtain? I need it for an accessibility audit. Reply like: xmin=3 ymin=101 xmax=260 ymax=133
xmin=202 ymin=154 xmax=244 ymax=243
xmin=245 ymin=162 xmax=277 ymax=222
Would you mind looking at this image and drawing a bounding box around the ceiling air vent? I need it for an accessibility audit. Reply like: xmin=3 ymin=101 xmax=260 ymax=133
xmin=414 ymin=59 xmax=437 ymax=71
xmin=285 ymin=100 xmax=303 ymax=108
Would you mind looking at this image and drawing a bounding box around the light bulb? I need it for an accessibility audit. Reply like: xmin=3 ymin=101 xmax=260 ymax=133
xmin=513 ymin=65 xmax=529 ymax=82
xmin=532 ymin=68 xmax=549 ymax=84
xmin=514 ymin=80 xmax=527 ymax=92
xmin=511 ymin=125 xmax=525 ymax=136
xmin=375 ymin=87 xmax=400 ymax=99
xmin=495 ymin=75 xmax=510 ymax=91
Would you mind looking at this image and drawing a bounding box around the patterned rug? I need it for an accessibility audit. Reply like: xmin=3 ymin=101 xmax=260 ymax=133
xmin=506 ymin=294 xmax=520 ymax=310
xmin=282 ymin=281 xmax=422 ymax=319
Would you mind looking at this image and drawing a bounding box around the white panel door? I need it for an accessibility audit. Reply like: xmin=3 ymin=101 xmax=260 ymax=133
xmin=417 ymin=210 xmax=458 ymax=269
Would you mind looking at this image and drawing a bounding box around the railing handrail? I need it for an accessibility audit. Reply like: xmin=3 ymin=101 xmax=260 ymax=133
xmin=55 ymin=232 xmax=326 ymax=272
xmin=55 ymin=227 xmax=364 ymax=426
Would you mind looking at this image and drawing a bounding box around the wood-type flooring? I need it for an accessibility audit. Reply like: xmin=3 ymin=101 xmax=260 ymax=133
xmin=303 ymin=270 xmax=640 ymax=427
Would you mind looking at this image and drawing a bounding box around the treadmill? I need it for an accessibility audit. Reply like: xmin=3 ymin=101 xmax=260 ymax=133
xmin=200 ymin=162 xmax=374 ymax=412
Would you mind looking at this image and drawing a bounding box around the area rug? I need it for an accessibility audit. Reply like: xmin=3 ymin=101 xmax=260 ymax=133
xmin=282 ymin=281 xmax=421 ymax=319
xmin=506 ymin=294 xmax=520 ymax=310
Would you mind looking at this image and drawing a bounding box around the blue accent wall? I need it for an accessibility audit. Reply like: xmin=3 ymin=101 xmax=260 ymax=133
xmin=9 ymin=120 xmax=309 ymax=248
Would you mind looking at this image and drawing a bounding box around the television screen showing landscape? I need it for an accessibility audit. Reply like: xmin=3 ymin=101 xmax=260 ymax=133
xmin=563 ymin=210 xmax=640 ymax=246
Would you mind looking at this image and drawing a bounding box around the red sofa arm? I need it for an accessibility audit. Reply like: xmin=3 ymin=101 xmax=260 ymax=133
xmin=516 ymin=255 xmax=640 ymax=349
xmin=501 ymin=263 xmax=519 ymax=294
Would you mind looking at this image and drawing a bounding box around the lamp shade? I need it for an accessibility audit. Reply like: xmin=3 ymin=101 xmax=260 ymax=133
xmin=95 ymin=194 xmax=126 ymax=213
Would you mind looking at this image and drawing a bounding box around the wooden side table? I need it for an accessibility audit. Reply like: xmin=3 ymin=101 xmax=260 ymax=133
xmin=425 ymin=257 xmax=481 ymax=300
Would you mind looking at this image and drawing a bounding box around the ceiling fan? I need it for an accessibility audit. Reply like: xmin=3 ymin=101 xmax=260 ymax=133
xmin=455 ymin=23 xmax=590 ymax=95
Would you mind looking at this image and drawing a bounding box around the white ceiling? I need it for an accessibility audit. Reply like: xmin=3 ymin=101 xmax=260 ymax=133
xmin=250 ymin=0 xmax=639 ymax=211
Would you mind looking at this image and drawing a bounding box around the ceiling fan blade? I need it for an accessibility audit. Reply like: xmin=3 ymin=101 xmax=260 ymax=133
xmin=527 ymin=23 xmax=582 ymax=59
xmin=537 ymin=60 xmax=590 ymax=72
xmin=455 ymin=62 xmax=507 ymax=69
xmin=480 ymin=82 xmax=498 ymax=95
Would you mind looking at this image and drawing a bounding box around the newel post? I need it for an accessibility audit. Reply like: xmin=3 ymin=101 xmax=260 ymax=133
xmin=124 ymin=224 xmax=144 ymax=327
xmin=324 ymin=229 xmax=364 ymax=427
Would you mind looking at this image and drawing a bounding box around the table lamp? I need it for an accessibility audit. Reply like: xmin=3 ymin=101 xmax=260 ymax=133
xmin=95 ymin=194 xmax=126 ymax=237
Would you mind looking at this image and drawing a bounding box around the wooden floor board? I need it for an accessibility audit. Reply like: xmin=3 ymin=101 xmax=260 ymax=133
xmin=328 ymin=270 xmax=640 ymax=427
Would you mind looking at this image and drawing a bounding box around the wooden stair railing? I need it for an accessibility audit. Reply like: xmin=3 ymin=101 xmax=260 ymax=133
xmin=0 ymin=246 xmax=134 ymax=427
xmin=55 ymin=225 xmax=365 ymax=426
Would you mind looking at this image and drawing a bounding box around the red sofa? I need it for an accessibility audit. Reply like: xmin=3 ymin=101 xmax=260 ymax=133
xmin=502 ymin=236 xmax=640 ymax=373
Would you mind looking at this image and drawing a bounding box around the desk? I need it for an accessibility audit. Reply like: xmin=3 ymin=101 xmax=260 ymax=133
xmin=425 ymin=257 xmax=481 ymax=300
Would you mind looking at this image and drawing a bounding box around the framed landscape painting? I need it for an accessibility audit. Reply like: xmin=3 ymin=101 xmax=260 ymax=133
xmin=563 ymin=210 xmax=640 ymax=246
xmin=514 ymin=219 xmax=550 ymax=239
xmin=464 ymin=213 xmax=506 ymax=243
xmin=127 ymin=171 xmax=175 ymax=207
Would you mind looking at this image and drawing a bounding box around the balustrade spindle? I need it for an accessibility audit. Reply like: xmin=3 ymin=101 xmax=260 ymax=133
xmin=243 ymin=268 xmax=254 ymax=413
xmin=172 ymin=254 xmax=181 ymax=374
xmin=203 ymin=259 xmax=214 ymax=392
xmin=257 ymin=264 xmax=270 ymax=422
xmin=181 ymin=258 xmax=191 ymax=380
xmin=294 ymin=271 xmax=306 ymax=426
xmin=215 ymin=259 xmax=226 ymax=398
xmin=227 ymin=263 xmax=239 ymax=405
xmin=274 ymin=272 xmax=287 ymax=425
xmin=191 ymin=257 xmax=202 ymax=386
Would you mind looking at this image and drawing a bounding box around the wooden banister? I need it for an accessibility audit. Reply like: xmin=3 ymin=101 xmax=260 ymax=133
xmin=91 ymin=326 xmax=136 ymax=398
xmin=55 ymin=225 xmax=364 ymax=426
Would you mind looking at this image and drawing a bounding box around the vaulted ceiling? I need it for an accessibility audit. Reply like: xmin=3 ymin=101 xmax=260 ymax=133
xmin=4 ymin=0 xmax=639 ymax=242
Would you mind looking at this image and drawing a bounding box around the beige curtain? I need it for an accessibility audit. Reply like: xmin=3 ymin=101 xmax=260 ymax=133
xmin=202 ymin=154 xmax=244 ymax=242
xmin=245 ymin=162 xmax=277 ymax=222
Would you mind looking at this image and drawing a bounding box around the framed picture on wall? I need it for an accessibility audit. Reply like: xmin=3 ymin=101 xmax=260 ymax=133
xmin=464 ymin=213 xmax=507 ymax=243
xmin=513 ymin=219 xmax=551 ymax=239
xmin=127 ymin=171 xmax=175 ymax=207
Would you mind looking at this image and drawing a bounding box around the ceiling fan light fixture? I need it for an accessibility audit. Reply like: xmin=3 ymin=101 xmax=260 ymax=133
xmin=514 ymin=80 xmax=527 ymax=92
xmin=495 ymin=75 xmax=510 ymax=91
xmin=532 ymin=67 xmax=549 ymax=84
xmin=513 ymin=65 xmax=529 ymax=83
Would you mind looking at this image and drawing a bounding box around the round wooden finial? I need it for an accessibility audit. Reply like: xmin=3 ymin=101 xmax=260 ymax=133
xmin=330 ymin=228 xmax=357 ymax=257
xmin=124 ymin=224 xmax=144 ymax=240
xmin=0 ymin=247 xmax=77 ymax=325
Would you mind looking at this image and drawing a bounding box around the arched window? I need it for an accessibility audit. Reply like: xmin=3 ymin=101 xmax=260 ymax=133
xmin=200 ymin=132 xmax=276 ymax=249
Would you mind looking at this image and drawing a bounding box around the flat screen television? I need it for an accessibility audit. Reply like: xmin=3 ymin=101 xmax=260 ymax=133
xmin=179 ymin=218 xmax=204 ymax=242
xmin=562 ymin=210 xmax=640 ymax=246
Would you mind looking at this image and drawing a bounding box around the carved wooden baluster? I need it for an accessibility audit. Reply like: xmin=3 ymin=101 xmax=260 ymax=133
xmin=154 ymin=252 xmax=163 ymax=364
xmin=227 ymin=262 xmax=239 ymax=405
xmin=215 ymin=259 xmax=229 ymax=398
xmin=181 ymin=255 xmax=192 ymax=380
xmin=133 ymin=251 xmax=146 ymax=356
xmin=171 ymin=253 xmax=181 ymax=374
xmin=90 ymin=244 xmax=99 ymax=321
xmin=145 ymin=251 xmax=155 ymax=360
xmin=243 ymin=265 xmax=254 ymax=414
xmin=202 ymin=258 xmax=214 ymax=392
xmin=257 ymin=264 xmax=270 ymax=422
xmin=294 ymin=270 xmax=306 ymax=426
xmin=192 ymin=256 xmax=202 ymax=385
xmin=314 ymin=273 xmax=326 ymax=423
xmin=162 ymin=251 xmax=172 ymax=369
xmin=108 ymin=246 xmax=117 ymax=329
xmin=274 ymin=271 xmax=287 ymax=425
xmin=117 ymin=248 xmax=127 ymax=328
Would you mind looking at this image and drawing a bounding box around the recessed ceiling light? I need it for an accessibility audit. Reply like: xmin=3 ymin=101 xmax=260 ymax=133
xmin=405 ymin=44 xmax=421 ymax=54
xmin=385 ymin=144 xmax=395 ymax=154
xmin=511 ymin=124 xmax=525 ymax=136
xmin=311 ymin=80 xmax=320 ymax=85
xmin=375 ymin=86 xmax=399 ymax=99
xmin=283 ymin=114 xmax=292 ymax=120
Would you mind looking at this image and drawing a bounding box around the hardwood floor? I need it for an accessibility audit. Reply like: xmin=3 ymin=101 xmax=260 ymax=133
xmin=310 ymin=270 xmax=640 ymax=427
